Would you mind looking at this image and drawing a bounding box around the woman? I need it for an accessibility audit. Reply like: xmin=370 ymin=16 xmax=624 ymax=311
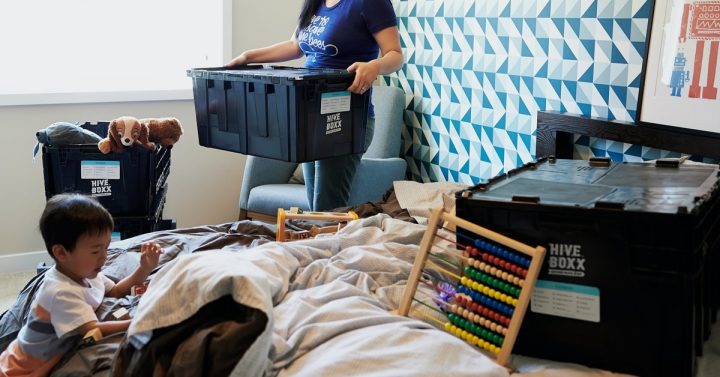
xmin=227 ymin=0 xmax=403 ymax=211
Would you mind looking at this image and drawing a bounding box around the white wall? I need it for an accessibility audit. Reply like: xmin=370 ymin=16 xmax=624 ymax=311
xmin=0 ymin=1 xmax=300 ymax=257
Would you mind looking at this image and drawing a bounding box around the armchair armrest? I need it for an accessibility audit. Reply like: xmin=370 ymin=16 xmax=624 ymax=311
xmin=348 ymin=157 xmax=407 ymax=205
xmin=239 ymin=156 xmax=298 ymax=209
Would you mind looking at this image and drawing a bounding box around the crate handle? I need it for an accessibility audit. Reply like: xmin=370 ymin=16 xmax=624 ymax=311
xmin=247 ymin=84 xmax=268 ymax=137
xmin=589 ymin=157 xmax=611 ymax=167
xmin=594 ymin=201 xmax=625 ymax=210
xmin=208 ymin=80 xmax=228 ymax=132
xmin=511 ymin=195 xmax=540 ymax=204
xmin=324 ymin=82 xmax=350 ymax=92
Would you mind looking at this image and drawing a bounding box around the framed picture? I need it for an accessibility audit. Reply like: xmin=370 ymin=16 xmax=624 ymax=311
xmin=639 ymin=0 xmax=720 ymax=136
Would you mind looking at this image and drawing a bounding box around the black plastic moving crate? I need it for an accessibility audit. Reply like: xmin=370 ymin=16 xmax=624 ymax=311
xmin=112 ymin=185 xmax=175 ymax=241
xmin=41 ymin=121 xmax=171 ymax=217
xmin=455 ymin=158 xmax=720 ymax=377
xmin=187 ymin=65 xmax=370 ymax=163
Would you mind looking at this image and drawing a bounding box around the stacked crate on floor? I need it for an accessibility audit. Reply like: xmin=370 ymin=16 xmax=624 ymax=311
xmin=456 ymin=157 xmax=720 ymax=377
xmin=41 ymin=121 xmax=175 ymax=241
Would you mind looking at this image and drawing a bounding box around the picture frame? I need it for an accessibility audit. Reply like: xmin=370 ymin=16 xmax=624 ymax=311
xmin=639 ymin=0 xmax=720 ymax=136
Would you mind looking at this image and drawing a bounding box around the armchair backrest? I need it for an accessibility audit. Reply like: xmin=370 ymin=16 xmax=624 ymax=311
xmin=364 ymin=86 xmax=405 ymax=159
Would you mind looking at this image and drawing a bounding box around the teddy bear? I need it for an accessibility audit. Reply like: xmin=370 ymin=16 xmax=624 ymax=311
xmin=98 ymin=116 xmax=183 ymax=154
xmin=140 ymin=117 xmax=184 ymax=149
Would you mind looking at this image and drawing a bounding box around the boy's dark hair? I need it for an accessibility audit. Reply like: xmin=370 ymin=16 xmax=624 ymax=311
xmin=39 ymin=193 xmax=114 ymax=258
xmin=298 ymin=0 xmax=322 ymax=31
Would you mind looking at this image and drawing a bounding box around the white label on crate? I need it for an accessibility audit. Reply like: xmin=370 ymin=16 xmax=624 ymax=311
xmin=531 ymin=280 xmax=600 ymax=323
xmin=111 ymin=232 xmax=122 ymax=242
xmin=81 ymin=161 xmax=120 ymax=180
xmin=320 ymin=91 xmax=351 ymax=114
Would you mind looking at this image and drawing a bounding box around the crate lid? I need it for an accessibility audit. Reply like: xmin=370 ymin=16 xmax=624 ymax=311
xmin=186 ymin=65 xmax=354 ymax=84
xmin=459 ymin=158 xmax=720 ymax=215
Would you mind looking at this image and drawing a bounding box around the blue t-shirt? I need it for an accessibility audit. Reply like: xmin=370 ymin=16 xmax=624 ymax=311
xmin=297 ymin=0 xmax=397 ymax=70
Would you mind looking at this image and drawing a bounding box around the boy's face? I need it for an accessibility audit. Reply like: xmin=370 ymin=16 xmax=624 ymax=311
xmin=54 ymin=230 xmax=110 ymax=283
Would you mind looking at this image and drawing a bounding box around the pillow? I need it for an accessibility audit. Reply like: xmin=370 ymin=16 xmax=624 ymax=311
xmin=288 ymin=165 xmax=305 ymax=185
xmin=392 ymin=180 xmax=468 ymax=224
xmin=33 ymin=121 xmax=103 ymax=159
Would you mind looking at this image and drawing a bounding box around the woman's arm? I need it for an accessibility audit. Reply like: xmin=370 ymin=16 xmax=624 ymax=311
xmin=347 ymin=26 xmax=403 ymax=94
xmin=226 ymin=35 xmax=304 ymax=67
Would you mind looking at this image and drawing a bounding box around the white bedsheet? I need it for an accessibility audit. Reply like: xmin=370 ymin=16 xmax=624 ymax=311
xmin=393 ymin=180 xmax=468 ymax=223
xmin=127 ymin=215 xmax=509 ymax=377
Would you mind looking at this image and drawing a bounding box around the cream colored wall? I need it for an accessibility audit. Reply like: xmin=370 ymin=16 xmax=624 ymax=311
xmin=0 ymin=1 xmax=300 ymax=256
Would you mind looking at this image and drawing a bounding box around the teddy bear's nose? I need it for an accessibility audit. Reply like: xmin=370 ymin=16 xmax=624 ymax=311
xmin=123 ymin=138 xmax=131 ymax=143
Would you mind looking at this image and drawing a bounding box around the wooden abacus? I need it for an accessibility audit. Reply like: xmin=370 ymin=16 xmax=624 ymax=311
xmin=276 ymin=207 xmax=359 ymax=241
xmin=398 ymin=208 xmax=545 ymax=367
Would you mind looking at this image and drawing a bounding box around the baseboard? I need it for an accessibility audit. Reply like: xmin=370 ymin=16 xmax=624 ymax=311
xmin=0 ymin=251 xmax=53 ymax=274
xmin=247 ymin=210 xmax=277 ymax=224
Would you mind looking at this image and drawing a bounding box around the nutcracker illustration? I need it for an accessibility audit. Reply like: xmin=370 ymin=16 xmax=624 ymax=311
xmin=674 ymin=1 xmax=720 ymax=99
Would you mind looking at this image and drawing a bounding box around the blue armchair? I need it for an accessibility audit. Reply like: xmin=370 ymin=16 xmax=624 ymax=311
xmin=238 ymin=85 xmax=407 ymax=220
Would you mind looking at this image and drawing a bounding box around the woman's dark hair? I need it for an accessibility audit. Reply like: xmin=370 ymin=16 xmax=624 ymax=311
xmin=39 ymin=193 xmax=114 ymax=258
xmin=298 ymin=0 xmax=323 ymax=31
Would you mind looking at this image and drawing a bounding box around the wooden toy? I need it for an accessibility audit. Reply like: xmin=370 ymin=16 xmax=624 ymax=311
xmin=112 ymin=307 xmax=130 ymax=320
xmin=276 ymin=207 xmax=358 ymax=241
xmin=82 ymin=328 xmax=103 ymax=345
xmin=397 ymin=207 xmax=545 ymax=368
xmin=131 ymin=282 xmax=149 ymax=296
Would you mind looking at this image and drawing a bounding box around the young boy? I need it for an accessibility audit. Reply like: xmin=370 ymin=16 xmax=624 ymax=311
xmin=0 ymin=193 xmax=162 ymax=376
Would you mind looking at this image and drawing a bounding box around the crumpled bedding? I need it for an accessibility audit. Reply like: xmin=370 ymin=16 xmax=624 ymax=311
xmin=0 ymin=193 xmax=635 ymax=377
xmin=119 ymin=214 xmax=508 ymax=377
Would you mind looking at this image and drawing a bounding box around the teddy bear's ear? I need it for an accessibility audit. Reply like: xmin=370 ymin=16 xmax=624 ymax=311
xmin=109 ymin=120 xmax=124 ymax=153
xmin=107 ymin=120 xmax=116 ymax=137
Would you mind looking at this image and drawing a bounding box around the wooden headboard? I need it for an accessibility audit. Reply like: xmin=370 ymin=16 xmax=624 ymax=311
xmin=536 ymin=111 xmax=720 ymax=160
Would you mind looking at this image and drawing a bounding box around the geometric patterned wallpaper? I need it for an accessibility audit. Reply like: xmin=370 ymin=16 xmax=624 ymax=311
xmin=382 ymin=0 xmax=672 ymax=184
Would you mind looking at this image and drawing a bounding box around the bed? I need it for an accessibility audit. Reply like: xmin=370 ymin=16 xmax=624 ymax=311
xmin=0 ymin=187 xmax=635 ymax=377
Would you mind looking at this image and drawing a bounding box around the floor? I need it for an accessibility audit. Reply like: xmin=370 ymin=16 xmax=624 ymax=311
xmin=0 ymin=269 xmax=36 ymax=313
xmin=0 ymin=270 xmax=719 ymax=376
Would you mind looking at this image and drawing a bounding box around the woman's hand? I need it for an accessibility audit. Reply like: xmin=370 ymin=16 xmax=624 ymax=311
xmin=225 ymin=52 xmax=248 ymax=68
xmin=347 ymin=61 xmax=381 ymax=94
xmin=346 ymin=26 xmax=403 ymax=95
xmin=139 ymin=242 xmax=162 ymax=273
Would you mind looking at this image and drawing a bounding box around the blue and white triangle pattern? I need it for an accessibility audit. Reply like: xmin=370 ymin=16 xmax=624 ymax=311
xmin=385 ymin=0 xmax=651 ymax=183
xmin=573 ymin=136 xmax=719 ymax=163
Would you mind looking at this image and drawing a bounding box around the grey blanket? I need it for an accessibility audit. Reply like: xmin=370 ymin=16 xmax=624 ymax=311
xmin=122 ymin=215 xmax=507 ymax=377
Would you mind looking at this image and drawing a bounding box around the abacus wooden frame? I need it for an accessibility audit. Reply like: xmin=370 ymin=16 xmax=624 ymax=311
xmin=397 ymin=208 xmax=546 ymax=367
xmin=275 ymin=208 xmax=359 ymax=241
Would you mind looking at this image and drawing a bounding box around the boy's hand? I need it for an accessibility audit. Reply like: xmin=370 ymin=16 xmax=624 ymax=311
xmin=108 ymin=242 xmax=163 ymax=299
xmin=139 ymin=242 xmax=162 ymax=273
